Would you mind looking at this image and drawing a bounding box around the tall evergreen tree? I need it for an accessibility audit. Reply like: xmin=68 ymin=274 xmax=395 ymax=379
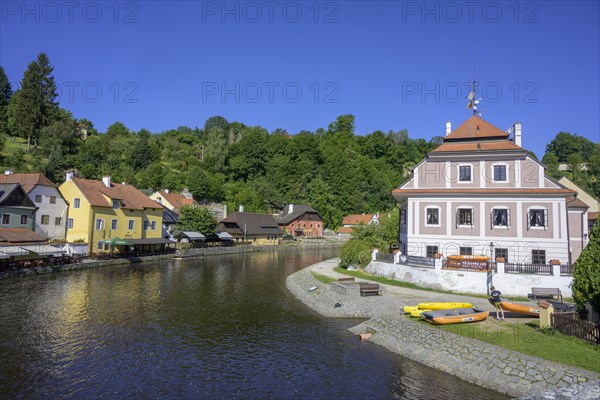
xmin=36 ymin=53 xmax=59 ymax=125
xmin=0 ymin=66 xmax=13 ymax=136
xmin=14 ymin=60 xmax=43 ymax=148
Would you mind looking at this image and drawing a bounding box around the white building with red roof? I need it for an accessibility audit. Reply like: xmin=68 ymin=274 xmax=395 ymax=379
xmin=336 ymin=213 xmax=379 ymax=236
xmin=392 ymin=115 xmax=588 ymax=265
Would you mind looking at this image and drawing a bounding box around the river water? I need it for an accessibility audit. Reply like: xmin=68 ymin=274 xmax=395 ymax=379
xmin=0 ymin=247 xmax=507 ymax=399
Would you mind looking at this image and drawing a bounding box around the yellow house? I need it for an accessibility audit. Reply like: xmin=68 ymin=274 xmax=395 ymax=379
xmin=59 ymin=176 xmax=165 ymax=253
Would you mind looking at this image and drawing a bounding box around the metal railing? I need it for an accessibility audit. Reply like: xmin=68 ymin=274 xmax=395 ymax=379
xmin=560 ymin=263 xmax=573 ymax=276
xmin=505 ymin=262 xmax=552 ymax=275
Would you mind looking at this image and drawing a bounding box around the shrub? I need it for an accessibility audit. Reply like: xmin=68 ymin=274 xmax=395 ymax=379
xmin=572 ymin=220 xmax=600 ymax=311
xmin=340 ymin=239 xmax=372 ymax=269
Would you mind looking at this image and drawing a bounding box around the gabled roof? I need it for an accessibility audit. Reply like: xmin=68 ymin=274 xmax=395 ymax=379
xmin=342 ymin=214 xmax=375 ymax=225
xmin=276 ymin=204 xmax=321 ymax=224
xmin=566 ymin=196 xmax=589 ymax=209
xmin=219 ymin=212 xmax=282 ymax=236
xmin=0 ymin=184 xmax=36 ymax=208
xmin=336 ymin=226 xmax=354 ymax=234
xmin=444 ymin=115 xmax=509 ymax=141
xmin=162 ymin=205 xmax=179 ymax=224
xmin=0 ymin=173 xmax=57 ymax=193
xmin=157 ymin=191 xmax=196 ymax=210
xmin=71 ymin=178 xmax=161 ymax=210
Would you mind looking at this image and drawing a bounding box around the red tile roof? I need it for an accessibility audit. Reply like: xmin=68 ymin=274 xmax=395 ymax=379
xmin=158 ymin=191 xmax=196 ymax=210
xmin=566 ymin=196 xmax=589 ymax=209
xmin=336 ymin=227 xmax=354 ymax=234
xmin=342 ymin=214 xmax=375 ymax=225
xmin=392 ymin=188 xmax=575 ymax=196
xmin=431 ymin=140 xmax=522 ymax=153
xmin=0 ymin=173 xmax=57 ymax=193
xmin=72 ymin=178 xmax=161 ymax=210
xmin=444 ymin=115 xmax=509 ymax=141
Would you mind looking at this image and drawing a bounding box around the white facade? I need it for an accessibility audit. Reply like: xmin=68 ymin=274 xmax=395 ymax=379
xmin=393 ymin=116 xmax=583 ymax=265
xmin=29 ymin=185 xmax=68 ymax=241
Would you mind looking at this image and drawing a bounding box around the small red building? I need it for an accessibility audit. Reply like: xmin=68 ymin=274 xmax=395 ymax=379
xmin=276 ymin=204 xmax=323 ymax=237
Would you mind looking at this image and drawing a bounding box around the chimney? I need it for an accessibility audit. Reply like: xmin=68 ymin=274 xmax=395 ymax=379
xmin=65 ymin=171 xmax=73 ymax=181
xmin=165 ymin=189 xmax=170 ymax=194
xmin=4 ymin=169 xmax=13 ymax=175
xmin=102 ymin=176 xmax=111 ymax=188
xmin=289 ymin=204 xmax=294 ymax=214
xmin=445 ymin=120 xmax=451 ymax=136
xmin=514 ymin=122 xmax=522 ymax=147
xmin=239 ymin=205 xmax=244 ymax=213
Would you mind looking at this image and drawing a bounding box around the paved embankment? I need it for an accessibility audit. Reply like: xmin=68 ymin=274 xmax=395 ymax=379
xmin=286 ymin=259 xmax=599 ymax=398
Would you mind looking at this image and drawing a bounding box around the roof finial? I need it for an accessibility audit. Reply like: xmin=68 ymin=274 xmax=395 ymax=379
xmin=467 ymin=60 xmax=482 ymax=116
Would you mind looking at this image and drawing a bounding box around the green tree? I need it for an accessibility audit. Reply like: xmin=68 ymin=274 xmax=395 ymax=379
xmin=36 ymin=53 xmax=59 ymax=125
xmin=45 ymin=146 xmax=67 ymax=183
xmin=132 ymin=129 xmax=152 ymax=170
xmin=40 ymin=108 xmax=81 ymax=155
xmin=6 ymin=149 xmax=27 ymax=172
xmin=14 ymin=60 xmax=43 ymax=148
xmin=339 ymin=240 xmax=372 ymax=268
xmin=177 ymin=205 xmax=217 ymax=235
xmin=0 ymin=66 xmax=12 ymax=136
xmin=546 ymin=132 xmax=596 ymax=162
xmin=567 ymin=153 xmax=584 ymax=178
xmin=542 ymin=153 xmax=560 ymax=178
xmin=571 ymin=221 xmax=600 ymax=311
xmin=106 ymin=121 xmax=130 ymax=137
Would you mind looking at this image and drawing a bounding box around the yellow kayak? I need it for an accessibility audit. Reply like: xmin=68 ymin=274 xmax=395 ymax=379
xmin=417 ymin=302 xmax=472 ymax=310
xmin=410 ymin=308 xmax=432 ymax=317
xmin=422 ymin=308 xmax=489 ymax=325
xmin=403 ymin=306 xmax=419 ymax=314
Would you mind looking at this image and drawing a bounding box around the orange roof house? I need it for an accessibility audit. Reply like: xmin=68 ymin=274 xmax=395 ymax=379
xmin=149 ymin=190 xmax=196 ymax=213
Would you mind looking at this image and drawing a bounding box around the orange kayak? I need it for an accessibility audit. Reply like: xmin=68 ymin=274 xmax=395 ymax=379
xmin=489 ymin=299 xmax=540 ymax=317
xmin=422 ymin=308 xmax=489 ymax=325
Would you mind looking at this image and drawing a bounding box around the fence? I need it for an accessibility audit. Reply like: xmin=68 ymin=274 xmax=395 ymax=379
xmin=505 ymin=262 xmax=553 ymax=275
xmin=560 ymin=264 xmax=573 ymax=276
xmin=375 ymin=252 xmax=395 ymax=263
xmin=551 ymin=311 xmax=600 ymax=346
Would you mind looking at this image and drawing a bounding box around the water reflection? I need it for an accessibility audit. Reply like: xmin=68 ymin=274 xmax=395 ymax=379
xmin=0 ymin=247 xmax=507 ymax=399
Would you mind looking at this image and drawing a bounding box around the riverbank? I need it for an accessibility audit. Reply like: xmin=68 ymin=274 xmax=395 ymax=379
xmin=286 ymin=259 xmax=599 ymax=398
xmin=0 ymin=242 xmax=343 ymax=280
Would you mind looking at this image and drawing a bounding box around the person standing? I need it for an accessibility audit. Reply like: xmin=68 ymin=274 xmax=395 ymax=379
xmin=491 ymin=286 xmax=505 ymax=320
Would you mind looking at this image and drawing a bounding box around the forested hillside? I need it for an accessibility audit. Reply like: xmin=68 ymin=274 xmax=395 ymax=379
xmin=0 ymin=54 xmax=597 ymax=229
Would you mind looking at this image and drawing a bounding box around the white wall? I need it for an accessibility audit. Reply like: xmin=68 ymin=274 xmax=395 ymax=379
xmin=367 ymin=261 xmax=573 ymax=298
xmin=30 ymin=186 xmax=68 ymax=240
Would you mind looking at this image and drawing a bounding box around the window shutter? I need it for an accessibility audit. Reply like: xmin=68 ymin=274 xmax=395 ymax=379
xmin=544 ymin=209 xmax=548 ymax=229
xmin=507 ymin=209 xmax=511 ymax=228
xmin=527 ymin=210 xmax=531 ymax=230
xmin=455 ymin=210 xmax=459 ymax=228
xmin=470 ymin=210 xmax=474 ymax=226
xmin=490 ymin=210 xmax=494 ymax=229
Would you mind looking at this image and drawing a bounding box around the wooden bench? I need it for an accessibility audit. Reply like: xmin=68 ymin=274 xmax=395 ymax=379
xmin=528 ymin=287 xmax=563 ymax=303
xmin=359 ymin=283 xmax=382 ymax=297
xmin=338 ymin=277 xmax=355 ymax=283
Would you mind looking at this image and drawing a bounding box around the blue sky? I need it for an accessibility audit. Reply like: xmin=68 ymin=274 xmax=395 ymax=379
xmin=1 ymin=1 xmax=598 ymax=157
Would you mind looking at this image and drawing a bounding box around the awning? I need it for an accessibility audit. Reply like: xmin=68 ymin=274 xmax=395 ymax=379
xmin=0 ymin=247 xmax=30 ymax=256
xmin=126 ymin=238 xmax=177 ymax=245
xmin=100 ymin=237 xmax=130 ymax=245
xmin=216 ymin=232 xmax=233 ymax=240
xmin=177 ymin=231 xmax=206 ymax=241
xmin=36 ymin=245 xmax=66 ymax=257
xmin=0 ymin=252 xmax=10 ymax=259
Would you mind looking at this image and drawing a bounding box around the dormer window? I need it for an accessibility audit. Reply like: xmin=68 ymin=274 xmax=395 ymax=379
xmin=112 ymin=200 xmax=121 ymax=209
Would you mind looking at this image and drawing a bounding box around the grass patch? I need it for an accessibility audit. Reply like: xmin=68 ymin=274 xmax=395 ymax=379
xmin=333 ymin=266 xmax=530 ymax=302
xmin=412 ymin=318 xmax=600 ymax=373
xmin=311 ymin=271 xmax=336 ymax=284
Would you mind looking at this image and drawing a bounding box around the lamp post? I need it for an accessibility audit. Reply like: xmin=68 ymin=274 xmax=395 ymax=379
xmin=488 ymin=242 xmax=495 ymax=296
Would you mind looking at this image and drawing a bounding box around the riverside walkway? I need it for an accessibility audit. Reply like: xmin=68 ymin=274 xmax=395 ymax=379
xmin=286 ymin=258 xmax=599 ymax=399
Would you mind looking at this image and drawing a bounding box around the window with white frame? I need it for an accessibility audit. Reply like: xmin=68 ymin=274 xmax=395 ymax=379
xmin=21 ymin=215 xmax=28 ymax=225
xmin=532 ymin=250 xmax=546 ymax=265
xmin=55 ymin=217 xmax=62 ymax=225
xmin=111 ymin=219 xmax=118 ymax=230
xmin=112 ymin=200 xmax=120 ymax=209
xmin=128 ymin=220 xmax=134 ymax=230
xmin=493 ymin=165 xmax=507 ymax=182
xmin=67 ymin=218 xmax=74 ymax=229
xmin=426 ymin=207 xmax=439 ymax=225
xmin=96 ymin=218 xmax=104 ymax=230
xmin=74 ymin=198 xmax=81 ymax=208
xmin=35 ymin=195 xmax=42 ymax=203
xmin=50 ymin=196 xmax=56 ymax=204
xmin=143 ymin=220 xmax=149 ymax=231
xmin=41 ymin=215 xmax=50 ymax=225
xmin=1 ymin=214 xmax=9 ymax=225
xmin=492 ymin=208 xmax=509 ymax=227
xmin=457 ymin=208 xmax=473 ymax=226
xmin=400 ymin=209 xmax=406 ymax=225
xmin=151 ymin=221 xmax=156 ymax=230
xmin=458 ymin=165 xmax=472 ymax=182
xmin=426 ymin=245 xmax=438 ymax=258
xmin=528 ymin=209 xmax=547 ymax=228
xmin=460 ymin=247 xmax=473 ymax=256
xmin=495 ymin=248 xmax=508 ymax=262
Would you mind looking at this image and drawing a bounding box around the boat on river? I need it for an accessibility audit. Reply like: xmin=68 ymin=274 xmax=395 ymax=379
xmin=488 ymin=298 xmax=541 ymax=317
xmin=422 ymin=308 xmax=489 ymax=325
